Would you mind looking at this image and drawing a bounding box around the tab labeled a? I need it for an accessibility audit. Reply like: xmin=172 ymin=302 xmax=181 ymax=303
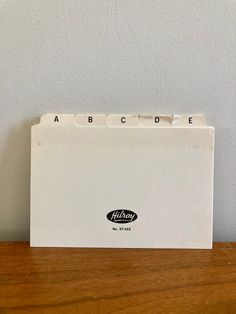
xmin=40 ymin=114 xmax=74 ymax=126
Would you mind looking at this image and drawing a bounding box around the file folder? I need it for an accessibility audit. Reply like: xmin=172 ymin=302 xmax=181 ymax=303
xmin=31 ymin=114 xmax=214 ymax=248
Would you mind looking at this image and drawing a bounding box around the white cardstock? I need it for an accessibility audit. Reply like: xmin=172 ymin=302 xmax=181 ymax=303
xmin=31 ymin=114 xmax=214 ymax=249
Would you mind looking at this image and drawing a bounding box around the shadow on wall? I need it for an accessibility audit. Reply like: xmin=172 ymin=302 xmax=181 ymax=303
xmin=0 ymin=118 xmax=38 ymax=241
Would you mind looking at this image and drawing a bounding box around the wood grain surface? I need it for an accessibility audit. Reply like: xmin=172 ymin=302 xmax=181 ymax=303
xmin=0 ymin=243 xmax=236 ymax=313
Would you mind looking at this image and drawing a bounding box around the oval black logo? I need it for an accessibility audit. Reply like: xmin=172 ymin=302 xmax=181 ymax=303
xmin=107 ymin=210 xmax=138 ymax=224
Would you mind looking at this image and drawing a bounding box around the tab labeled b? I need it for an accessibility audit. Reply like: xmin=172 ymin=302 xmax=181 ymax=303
xmin=74 ymin=114 xmax=107 ymax=127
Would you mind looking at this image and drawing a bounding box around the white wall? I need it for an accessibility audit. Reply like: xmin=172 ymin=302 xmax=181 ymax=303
xmin=0 ymin=0 xmax=235 ymax=241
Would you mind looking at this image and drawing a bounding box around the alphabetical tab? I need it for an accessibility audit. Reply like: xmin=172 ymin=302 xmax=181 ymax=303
xmin=172 ymin=114 xmax=207 ymax=127
xmin=107 ymin=115 xmax=139 ymax=127
xmin=40 ymin=114 xmax=74 ymax=126
xmin=74 ymin=114 xmax=107 ymax=127
xmin=139 ymin=115 xmax=172 ymax=127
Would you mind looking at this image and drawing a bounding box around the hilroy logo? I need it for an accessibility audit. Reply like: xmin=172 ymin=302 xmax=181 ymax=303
xmin=107 ymin=210 xmax=138 ymax=224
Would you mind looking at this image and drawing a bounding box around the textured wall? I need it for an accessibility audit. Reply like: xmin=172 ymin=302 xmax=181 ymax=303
xmin=0 ymin=0 xmax=235 ymax=241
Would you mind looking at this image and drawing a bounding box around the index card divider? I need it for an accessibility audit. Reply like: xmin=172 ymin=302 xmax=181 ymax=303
xmin=31 ymin=114 xmax=214 ymax=248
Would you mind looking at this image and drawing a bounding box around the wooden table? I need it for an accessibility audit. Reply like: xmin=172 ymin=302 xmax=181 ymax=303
xmin=0 ymin=243 xmax=236 ymax=313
